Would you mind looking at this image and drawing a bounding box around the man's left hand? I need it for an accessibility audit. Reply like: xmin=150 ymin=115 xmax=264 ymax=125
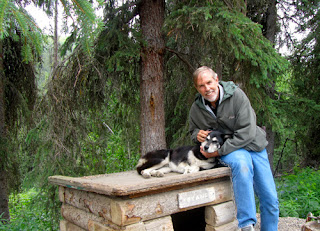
xmin=200 ymin=146 xmax=220 ymax=158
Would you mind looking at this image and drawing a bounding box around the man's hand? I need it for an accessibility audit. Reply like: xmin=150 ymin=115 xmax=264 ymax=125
xmin=197 ymin=130 xmax=210 ymax=143
xmin=200 ymin=146 xmax=220 ymax=158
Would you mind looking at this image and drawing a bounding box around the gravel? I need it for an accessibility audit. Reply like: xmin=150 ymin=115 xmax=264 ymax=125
xmin=254 ymin=214 xmax=306 ymax=231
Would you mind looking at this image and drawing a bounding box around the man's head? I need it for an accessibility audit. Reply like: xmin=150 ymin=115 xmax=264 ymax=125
xmin=193 ymin=66 xmax=219 ymax=103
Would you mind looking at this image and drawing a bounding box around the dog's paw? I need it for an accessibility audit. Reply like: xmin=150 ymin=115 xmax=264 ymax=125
xmin=155 ymin=171 xmax=164 ymax=177
xmin=183 ymin=167 xmax=191 ymax=174
xmin=183 ymin=166 xmax=199 ymax=174
xmin=150 ymin=170 xmax=164 ymax=177
xmin=141 ymin=170 xmax=151 ymax=178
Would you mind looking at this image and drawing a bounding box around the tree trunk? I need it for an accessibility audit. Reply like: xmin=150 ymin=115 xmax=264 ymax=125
xmin=264 ymin=0 xmax=277 ymax=44
xmin=266 ymin=127 xmax=275 ymax=172
xmin=53 ymin=0 xmax=58 ymax=71
xmin=0 ymin=167 xmax=9 ymax=223
xmin=139 ymin=0 xmax=166 ymax=156
xmin=0 ymin=40 xmax=10 ymax=222
xmin=264 ymin=0 xmax=277 ymax=172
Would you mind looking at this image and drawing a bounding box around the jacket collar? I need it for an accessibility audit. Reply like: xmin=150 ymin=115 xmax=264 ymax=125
xmin=201 ymin=84 xmax=224 ymax=106
xmin=195 ymin=81 xmax=237 ymax=109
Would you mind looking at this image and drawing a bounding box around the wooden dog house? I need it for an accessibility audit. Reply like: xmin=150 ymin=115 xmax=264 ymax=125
xmin=49 ymin=167 xmax=238 ymax=231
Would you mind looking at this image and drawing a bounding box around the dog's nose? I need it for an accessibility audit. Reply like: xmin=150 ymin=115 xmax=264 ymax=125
xmin=204 ymin=145 xmax=209 ymax=151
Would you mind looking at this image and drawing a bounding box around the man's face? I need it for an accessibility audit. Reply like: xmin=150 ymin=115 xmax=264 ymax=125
xmin=195 ymin=71 xmax=219 ymax=102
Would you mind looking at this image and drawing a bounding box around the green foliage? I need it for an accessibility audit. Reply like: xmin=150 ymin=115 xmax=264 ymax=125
xmin=2 ymin=1 xmax=320 ymax=229
xmin=16 ymin=0 xmax=141 ymax=199
xmin=163 ymin=0 xmax=289 ymax=148
xmin=21 ymin=112 xmax=139 ymax=186
xmin=14 ymin=103 xmax=140 ymax=224
xmin=276 ymin=167 xmax=320 ymax=218
xmin=269 ymin=0 xmax=320 ymax=168
xmin=2 ymin=2 xmax=142 ymax=223
xmin=0 ymin=0 xmax=9 ymax=38
xmin=164 ymin=0 xmax=288 ymax=88
xmin=34 ymin=0 xmax=104 ymax=58
xmin=0 ymin=189 xmax=59 ymax=230
xmin=3 ymin=36 xmax=37 ymax=129
xmin=0 ymin=0 xmax=43 ymax=62
xmin=55 ymin=0 xmax=104 ymax=57
xmin=164 ymin=63 xmax=197 ymax=147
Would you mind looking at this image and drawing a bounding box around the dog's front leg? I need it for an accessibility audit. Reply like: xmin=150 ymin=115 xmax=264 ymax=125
xmin=184 ymin=165 xmax=200 ymax=174
xmin=150 ymin=167 xmax=172 ymax=177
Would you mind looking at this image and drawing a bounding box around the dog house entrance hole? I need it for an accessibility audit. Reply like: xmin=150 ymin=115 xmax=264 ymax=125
xmin=171 ymin=207 xmax=206 ymax=231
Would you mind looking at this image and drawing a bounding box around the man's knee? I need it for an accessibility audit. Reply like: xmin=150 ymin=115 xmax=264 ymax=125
xmin=221 ymin=149 xmax=253 ymax=170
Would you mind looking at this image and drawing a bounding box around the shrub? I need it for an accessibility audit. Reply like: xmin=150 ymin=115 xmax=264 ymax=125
xmin=275 ymin=167 xmax=320 ymax=218
xmin=0 ymin=189 xmax=58 ymax=231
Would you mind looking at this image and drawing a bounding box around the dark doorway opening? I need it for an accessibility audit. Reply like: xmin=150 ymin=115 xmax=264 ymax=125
xmin=171 ymin=207 xmax=206 ymax=231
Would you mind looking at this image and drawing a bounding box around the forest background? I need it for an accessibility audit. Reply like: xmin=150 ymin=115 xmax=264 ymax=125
xmin=0 ymin=0 xmax=320 ymax=230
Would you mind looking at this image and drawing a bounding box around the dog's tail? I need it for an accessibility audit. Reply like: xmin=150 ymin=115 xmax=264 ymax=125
xmin=136 ymin=158 xmax=149 ymax=175
xmin=136 ymin=149 xmax=171 ymax=175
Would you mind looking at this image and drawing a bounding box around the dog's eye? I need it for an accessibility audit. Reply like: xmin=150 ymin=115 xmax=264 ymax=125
xmin=211 ymin=137 xmax=218 ymax=142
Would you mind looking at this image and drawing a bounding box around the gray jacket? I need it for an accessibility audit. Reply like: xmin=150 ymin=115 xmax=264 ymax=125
xmin=189 ymin=81 xmax=268 ymax=156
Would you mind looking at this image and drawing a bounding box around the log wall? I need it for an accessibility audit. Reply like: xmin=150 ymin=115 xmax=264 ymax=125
xmin=49 ymin=168 xmax=238 ymax=231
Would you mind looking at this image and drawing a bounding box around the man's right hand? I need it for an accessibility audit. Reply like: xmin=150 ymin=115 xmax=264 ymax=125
xmin=197 ymin=130 xmax=210 ymax=143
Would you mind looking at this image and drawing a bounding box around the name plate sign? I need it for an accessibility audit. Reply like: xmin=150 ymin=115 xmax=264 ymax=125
xmin=178 ymin=187 xmax=216 ymax=209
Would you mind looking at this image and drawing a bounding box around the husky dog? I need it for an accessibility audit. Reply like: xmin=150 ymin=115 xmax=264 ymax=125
xmin=136 ymin=130 xmax=229 ymax=178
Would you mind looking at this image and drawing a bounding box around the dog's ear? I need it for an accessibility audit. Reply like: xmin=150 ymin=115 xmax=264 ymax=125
xmin=223 ymin=134 xmax=232 ymax=142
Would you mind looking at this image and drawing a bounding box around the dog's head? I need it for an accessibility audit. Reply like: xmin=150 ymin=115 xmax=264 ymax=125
xmin=201 ymin=130 xmax=231 ymax=153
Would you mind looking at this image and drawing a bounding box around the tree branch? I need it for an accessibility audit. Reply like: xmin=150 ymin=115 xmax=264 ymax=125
xmin=165 ymin=47 xmax=195 ymax=74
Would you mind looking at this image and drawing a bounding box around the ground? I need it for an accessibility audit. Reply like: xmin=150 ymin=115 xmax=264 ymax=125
xmin=255 ymin=214 xmax=306 ymax=230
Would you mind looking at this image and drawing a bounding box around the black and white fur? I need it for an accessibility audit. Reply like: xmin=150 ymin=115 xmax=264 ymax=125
xmin=136 ymin=130 xmax=228 ymax=178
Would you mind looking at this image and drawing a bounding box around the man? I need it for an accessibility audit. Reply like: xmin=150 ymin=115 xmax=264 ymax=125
xmin=189 ymin=66 xmax=279 ymax=231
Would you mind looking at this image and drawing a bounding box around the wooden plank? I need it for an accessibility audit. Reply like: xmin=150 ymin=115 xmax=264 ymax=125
xmin=205 ymin=201 xmax=237 ymax=226
xmin=144 ymin=216 xmax=174 ymax=231
xmin=59 ymin=186 xmax=65 ymax=202
xmin=61 ymin=187 xmax=113 ymax=220
xmin=88 ymin=220 xmax=146 ymax=231
xmin=61 ymin=203 xmax=104 ymax=230
xmin=62 ymin=180 xmax=233 ymax=226
xmin=178 ymin=187 xmax=216 ymax=209
xmin=87 ymin=216 xmax=174 ymax=231
xmin=60 ymin=219 xmax=86 ymax=231
xmin=301 ymin=221 xmax=320 ymax=231
xmin=49 ymin=168 xmax=231 ymax=197
xmin=61 ymin=204 xmax=124 ymax=230
xmin=205 ymin=219 xmax=238 ymax=231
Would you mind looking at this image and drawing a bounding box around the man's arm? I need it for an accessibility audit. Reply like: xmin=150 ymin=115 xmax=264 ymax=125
xmin=218 ymin=89 xmax=257 ymax=156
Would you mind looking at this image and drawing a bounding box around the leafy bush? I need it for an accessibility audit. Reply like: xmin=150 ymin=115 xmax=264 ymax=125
xmin=0 ymin=189 xmax=59 ymax=231
xmin=82 ymin=130 xmax=140 ymax=174
xmin=275 ymin=167 xmax=320 ymax=218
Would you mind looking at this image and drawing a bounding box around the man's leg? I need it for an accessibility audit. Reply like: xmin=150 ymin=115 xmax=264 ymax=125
xmin=221 ymin=149 xmax=256 ymax=228
xmin=251 ymin=149 xmax=279 ymax=231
